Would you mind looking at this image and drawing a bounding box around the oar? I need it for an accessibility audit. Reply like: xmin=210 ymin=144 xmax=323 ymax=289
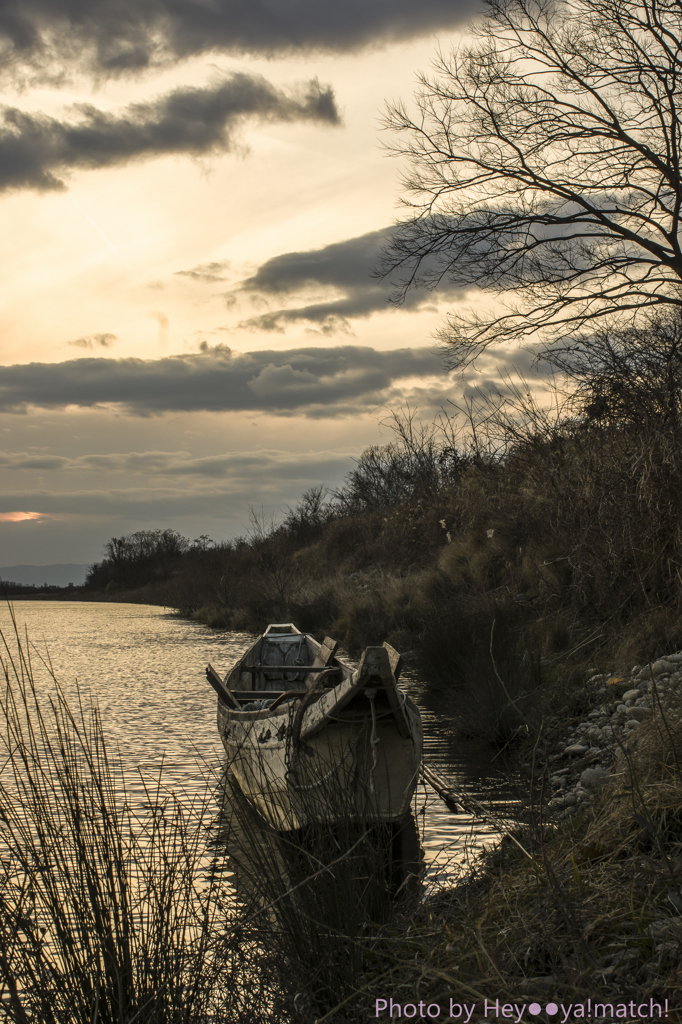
xmin=419 ymin=761 xmax=532 ymax=860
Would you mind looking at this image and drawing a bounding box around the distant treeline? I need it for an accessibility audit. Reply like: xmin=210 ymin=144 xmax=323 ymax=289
xmin=84 ymin=318 xmax=682 ymax=738
xmin=1 ymin=581 xmax=74 ymax=595
xmin=85 ymin=529 xmax=208 ymax=591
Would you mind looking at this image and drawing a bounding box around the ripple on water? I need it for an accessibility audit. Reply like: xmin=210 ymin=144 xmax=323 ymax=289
xmin=0 ymin=602 xmax=523 ymax=879
xmin=0 ymin=601 xmax=248 ymax=802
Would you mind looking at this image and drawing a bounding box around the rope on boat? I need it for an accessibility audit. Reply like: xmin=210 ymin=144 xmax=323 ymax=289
xmin=366 ymin=688 xmax=379 ymax=793
xmin=420 ymin=762 xmax=532 ymax=860
xmin=284 ymin=685 xmax=385 ymax=795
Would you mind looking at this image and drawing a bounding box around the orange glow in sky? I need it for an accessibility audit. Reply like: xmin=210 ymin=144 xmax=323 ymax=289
xmin=0 ymin=512 xmax=49 ymax=523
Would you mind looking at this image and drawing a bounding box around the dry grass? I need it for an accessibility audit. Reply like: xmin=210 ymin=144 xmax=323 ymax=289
xmin=0 ymin=614 xmax=280 ymax=1023
xmin=346 ymin=690 xmax=682 ymax=1021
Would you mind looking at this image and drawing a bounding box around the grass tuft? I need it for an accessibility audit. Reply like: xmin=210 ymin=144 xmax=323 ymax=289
xmin=0 ymin=613 xmax=253 ymax=1023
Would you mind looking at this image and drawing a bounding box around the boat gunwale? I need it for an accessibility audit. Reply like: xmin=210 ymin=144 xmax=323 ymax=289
xmin=217 ymin=644 xmax=412 ymax=736
xmin=211 ymin=624 xmax=423 ymax=829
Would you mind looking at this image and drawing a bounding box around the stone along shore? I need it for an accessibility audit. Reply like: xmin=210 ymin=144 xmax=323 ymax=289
xmin=538 ymin=653 xmax=682 ymax=815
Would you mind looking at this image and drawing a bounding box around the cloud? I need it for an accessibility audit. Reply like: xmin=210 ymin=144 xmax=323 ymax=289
xmin=0 ymin=449 xmax=359 ymax=521
xmin=231 ymin=227 xmax=469 ymax=334
xmin=0 ymin=0 xmax=481 ymax=81
xmin=67 ymin=333 xmax=116 ymax=349
xmin=0 ymin=74 xmax=339 ymax=192
xmin=0 ymin=344 xmax=447 ymax=417
xmin=0 ymin=447 xmax=354 ymax=481
xmin=175 ymin=261 xmax=231 ymax=284
xmin=0 ymin=452 xmax=69 ymax=470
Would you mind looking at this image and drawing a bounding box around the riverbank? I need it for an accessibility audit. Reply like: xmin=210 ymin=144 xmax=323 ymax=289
xmin=341 ymin=654 xmax=682 ymax=1023
xmin=2 ymin=599 xmax=680 ymax=1020
xmin=77 ymin=389 xmax=682 ymax=745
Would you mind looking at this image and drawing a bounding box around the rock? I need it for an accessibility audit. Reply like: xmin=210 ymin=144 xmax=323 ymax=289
xmin=626 ymin=706 xmax=649 ymax=721
xmin=642 ymin=659 xmax=674 ymax=679
xmin=564 ymin=743 xmax=589 ymax=755
xmin=551 ymin=792 xmax=577 ymax=808
xmin=580 ymin=767 xmax=608 ymax=788
xmin=622 ymin=689 xmax=640 ymax=701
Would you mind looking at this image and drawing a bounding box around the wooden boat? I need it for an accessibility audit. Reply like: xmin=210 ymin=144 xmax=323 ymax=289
xmin=206 ymin=623 xmax=423 ymax=831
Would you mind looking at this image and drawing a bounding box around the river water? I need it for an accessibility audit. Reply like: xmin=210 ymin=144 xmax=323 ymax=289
xmin=0 ymin=600 xmax=521 ymax=880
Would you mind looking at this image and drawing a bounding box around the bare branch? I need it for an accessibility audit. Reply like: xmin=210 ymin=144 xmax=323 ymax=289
xmin=379 ymin=0 xmax=682 ymax=367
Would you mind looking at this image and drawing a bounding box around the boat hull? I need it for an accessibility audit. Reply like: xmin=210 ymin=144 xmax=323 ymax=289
xmin=219 ymin=695 xmax=422 ymax=830
xmin=209 ymin=626 xmax=423 ymax=831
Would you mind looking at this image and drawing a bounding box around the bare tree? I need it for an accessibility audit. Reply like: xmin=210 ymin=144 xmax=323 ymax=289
xmin=247 ymin=506 xmax=301 ymax=618
xmin=380 ymin=0 xmax=682 ymax=369
xmin=551 ymin=307 xmax=682 ymax=427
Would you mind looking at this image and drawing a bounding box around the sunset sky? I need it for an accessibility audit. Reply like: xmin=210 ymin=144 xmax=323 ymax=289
xmin=0 ymin=0 xmax=528 ymax=568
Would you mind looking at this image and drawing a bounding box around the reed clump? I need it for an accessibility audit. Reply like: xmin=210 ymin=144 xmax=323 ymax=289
xmin=0 ymin=620 xmax=270 ymax=1024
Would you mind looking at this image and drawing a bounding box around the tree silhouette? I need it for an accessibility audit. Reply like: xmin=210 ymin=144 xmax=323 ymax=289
xmin=380 ymin=0 xmax=682 ymax=369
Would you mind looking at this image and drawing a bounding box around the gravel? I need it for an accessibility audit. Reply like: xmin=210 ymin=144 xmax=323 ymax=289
xmin=542 ymin=650 xmax=682 ymax=816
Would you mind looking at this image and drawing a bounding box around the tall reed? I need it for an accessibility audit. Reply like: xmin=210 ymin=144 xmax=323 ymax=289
xmin=0 ymin=616 xmax=242 ymax=1024
xmin=0 ymin=613 xmax=422 ymax=1023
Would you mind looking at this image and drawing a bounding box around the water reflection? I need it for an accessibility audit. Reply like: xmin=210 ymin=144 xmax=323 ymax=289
xmin=0 ymin=602 xmax=524 ymax=878
xmin=0 ymin=601 xmax=240 ymax=804
xmin=216 ymin=766 xmax=424 ymax=909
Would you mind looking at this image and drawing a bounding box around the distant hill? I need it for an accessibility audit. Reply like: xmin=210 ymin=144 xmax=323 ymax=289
xmin=0 ymin=564 xmax=90 ymax=587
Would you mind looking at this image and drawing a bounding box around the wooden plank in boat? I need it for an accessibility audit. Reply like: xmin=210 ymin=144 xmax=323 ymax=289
xmin=246 ymin=664 xmax=331 ymax=673
xmin=206 ymin=663 xmax=240 ymax=708
xmin=381 ymin=642 xmax=411 ymax=737
xmin=299 ymin=646 xmax=391 ymax=741
xmin=316 ymin=636 xmax=339 ymax=665
xmin=383 ymin=641 xmax=403 ymax=681
xmin=232 ymin=690 xmax=288 ymax=701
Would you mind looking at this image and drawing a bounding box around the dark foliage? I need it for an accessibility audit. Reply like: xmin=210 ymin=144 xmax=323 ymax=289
xmin=84 ymin=317 xmax=682 ymax=736
xmin=86 ymin=528 xmax=191 ymax=590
